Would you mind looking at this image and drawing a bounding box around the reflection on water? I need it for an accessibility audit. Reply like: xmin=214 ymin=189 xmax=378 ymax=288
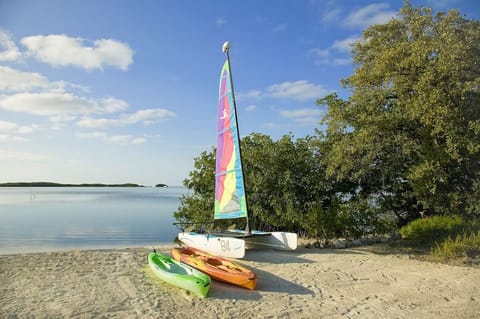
xmin=0 ymin=187 xmax=187 ymax=254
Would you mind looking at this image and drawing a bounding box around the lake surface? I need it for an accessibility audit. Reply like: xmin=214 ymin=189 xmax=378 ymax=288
xmin=0 ymin=187 xmax=187 ymax=255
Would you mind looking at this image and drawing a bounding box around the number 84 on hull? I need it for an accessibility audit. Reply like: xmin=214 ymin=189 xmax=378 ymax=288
xmin=177 ymin=232 xmax=245 ymax=259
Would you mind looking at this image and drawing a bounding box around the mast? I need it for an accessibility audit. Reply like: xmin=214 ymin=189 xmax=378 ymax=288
xmin=222 ymin=41 xmax=251 ymax=235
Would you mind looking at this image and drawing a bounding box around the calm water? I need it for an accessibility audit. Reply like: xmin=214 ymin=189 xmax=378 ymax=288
xmin=0 ymin=187 xmax=187 ymax=255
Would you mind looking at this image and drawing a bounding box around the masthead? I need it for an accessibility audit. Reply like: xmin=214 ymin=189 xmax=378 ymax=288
xmin=222 ymin=41 xmax=231 ymax=53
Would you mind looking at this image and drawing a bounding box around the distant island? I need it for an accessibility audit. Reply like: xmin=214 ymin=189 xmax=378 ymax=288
xmin=0 ymin=182 xmax=168 ymax=188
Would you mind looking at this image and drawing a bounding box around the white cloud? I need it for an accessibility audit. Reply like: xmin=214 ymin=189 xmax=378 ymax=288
xmin=0 ymin=120 xmax=18 ymax=131
xmin=332 ymin=36 xmax=360 ymax=53
xmin=239 ymin=81 xmax=328 ymax=102
xmin=322 ymin=8 xmax=342 ymax=24
xmin=332 ymin=57 xmax=352 ymax=65
xmin=76 ymin=118 xmax=111 ymax=128
xmin=0 ymin=134 xmax=29 ymax=142
xmin=0 ymin=64 xmax=175 ymax=135
xmin=0 ymin=149 xmax=47 ymax=160
xmin=17 ymin=125 xmax=35 ymax=134
xmin=0 ymin=120 xmax=36 ymax=137
xmin=245 ymin=104 xmax=256 ymax=112
xmin=279 ymin=108 xmax=324 ymax=124
xmin=0 ymin=92 xmax=128 ymax=117
xmin=263 ymin=122 xmax=278 ymax=129
xmin=265 ymin=80 xmax=328 ymax=100
xmin=0 ymin=66 xmax=91 ymax=95
xmin=237 ymin=90 xmax=262 ymax=101
xmin=76 ymin=131 xmax=147 ymax=145
xmin=309 ymin=35 xmax=359 ymax=66
xmin=76 ymin=108 xmax=176 ymax=128
xmin=273 ymin=24 xmax=287 ymax=32
xmin=126 ymin=108 xmax=176 ymax=124
xmin=308 ymin=48 xmax=329 ymax=59
xmin=131 ymin=137 xmax=147 ymax=144
xmin=216 ymin=18 xmax=227 ymax=26
xmin=21 ymin=34 xmax=133 ymax=71
xmin=0 ymin=66 xmax=50 ymax=92
xmin=75 ymin=131 xmax=105 ymax=139
xmin=343 ymin=3 xmax=396 ymax=29
xmin=0 ymin=31 xmax=21 ymax=61
xmin=0 ymin=31 xmax=170 ymax=148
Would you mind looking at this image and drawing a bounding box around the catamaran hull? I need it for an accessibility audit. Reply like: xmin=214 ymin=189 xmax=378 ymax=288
xmin=223 ymin=230 xmax=298 ymax=250
xmin=178 ymin=232 xmax=246 ymax=259
xmin=243 ymin=231 xmax=298 ymax=250
xmin=178 ymin=230 xmax=297 ymax=257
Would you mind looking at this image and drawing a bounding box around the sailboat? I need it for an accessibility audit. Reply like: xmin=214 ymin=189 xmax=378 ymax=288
xmin=178 ymin=41 xmax=297 ymax=258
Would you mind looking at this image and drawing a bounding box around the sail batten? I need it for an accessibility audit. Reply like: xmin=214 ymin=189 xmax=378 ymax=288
xmin=216 ymin=169 xmax=236 ymax=177
xmin=217 ymin=126 xmax=236 ymax=136
xmin=214 ymin=59 xmax=247 ymax=220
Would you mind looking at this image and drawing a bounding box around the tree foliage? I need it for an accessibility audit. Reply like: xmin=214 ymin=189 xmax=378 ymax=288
xmin=174 ymin=132 xmax=396 ymax=239
xmin=174 ymin=133 xmax=329 ymax=234
xmin=173 ymin=149 xmax=215 ymax=226
xmin=318 ymin=2 xmax=480 ymax=221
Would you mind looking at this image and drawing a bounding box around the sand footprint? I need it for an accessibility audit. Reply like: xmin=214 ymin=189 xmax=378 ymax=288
xmin=117 ymin=276 xmax=137 ymax=299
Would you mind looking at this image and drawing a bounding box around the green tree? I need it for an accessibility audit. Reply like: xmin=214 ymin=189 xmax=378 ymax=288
xmin=174 ymin=131 xmax=393 ymax=240
xmin=318 ymin=2 xmax=480 ymax=221
xmin=174 ymin=133 xmax=329 ymax=235
xmin=242 ymin=133 xmax=323 ymax=233
xmin=174 ymin=149 xmax=215 ymax=226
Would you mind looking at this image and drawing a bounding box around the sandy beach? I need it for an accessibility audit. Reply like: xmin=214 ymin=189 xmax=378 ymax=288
xmin=1 ymin=245 xmax=479 ymax=318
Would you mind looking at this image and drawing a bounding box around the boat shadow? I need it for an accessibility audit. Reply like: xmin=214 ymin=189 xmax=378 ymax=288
xmin=243 ymin=249 xmax=314 ymax=264
xmin=208 ymin=266 xmax=314 ymax=301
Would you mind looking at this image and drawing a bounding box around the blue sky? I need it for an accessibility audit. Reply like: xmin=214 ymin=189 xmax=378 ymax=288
xmin=0 ymin=0 xmax=478 ymax=186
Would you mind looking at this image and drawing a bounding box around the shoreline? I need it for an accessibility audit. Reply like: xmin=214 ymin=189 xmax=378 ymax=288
xmin=0 ymin=243 xmax=175 ymax=257
xmin=1 ymin=246 xmax=479 ymax=318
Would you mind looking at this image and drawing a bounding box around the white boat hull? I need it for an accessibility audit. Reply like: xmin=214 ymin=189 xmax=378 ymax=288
xmin=242 ymin=231 xmax=298 ymax=250
xmin=178 ymin=232 xmax=246 ymax=259
xmin=179 ymin=230 xmax=297 ymax=257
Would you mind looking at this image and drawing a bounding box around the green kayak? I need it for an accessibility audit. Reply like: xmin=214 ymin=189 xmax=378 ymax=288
xmin=148 ymin=251 xmax=211 ymax=298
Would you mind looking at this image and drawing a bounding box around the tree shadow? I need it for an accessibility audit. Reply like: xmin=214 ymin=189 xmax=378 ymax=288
xmin=243 ymin=247 xmax=369 ymax=264
xmin=309 ymin=248 xmax=371 ymax=255
xmin=351 ymin=242 xmax=429 ymax=257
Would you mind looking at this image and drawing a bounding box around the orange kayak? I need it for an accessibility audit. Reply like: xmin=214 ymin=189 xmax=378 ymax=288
xmin=171 ymin=246 xmax=257 ymax=290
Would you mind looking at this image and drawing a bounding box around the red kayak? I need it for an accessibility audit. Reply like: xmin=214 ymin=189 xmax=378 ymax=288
xmin=171 ymin=246 xmax=257 ymax=290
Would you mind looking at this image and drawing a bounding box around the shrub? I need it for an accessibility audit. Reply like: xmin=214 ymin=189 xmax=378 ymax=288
xmin=399 ymin=215 xmax=466 ymax=245
xmin=432 ymin=231 xmax=480 ymax=259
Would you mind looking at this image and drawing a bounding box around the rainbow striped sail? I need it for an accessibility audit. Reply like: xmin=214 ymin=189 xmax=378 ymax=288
xmin=214 ymin=60 xmax=247 ymax=220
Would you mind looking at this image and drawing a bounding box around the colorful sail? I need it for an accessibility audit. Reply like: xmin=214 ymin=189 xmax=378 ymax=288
xmin=214 ymin=60 xmax=247 ymax=220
